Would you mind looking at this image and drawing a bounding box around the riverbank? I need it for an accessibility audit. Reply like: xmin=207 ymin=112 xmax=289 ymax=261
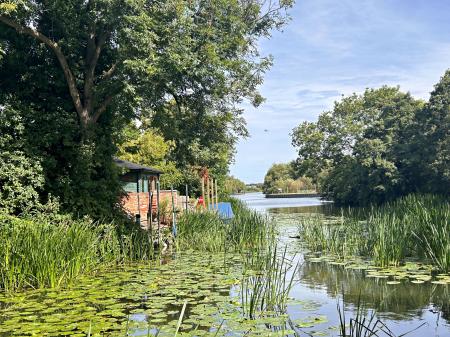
xmin=265 ymin=192 xmax=320 ymax=198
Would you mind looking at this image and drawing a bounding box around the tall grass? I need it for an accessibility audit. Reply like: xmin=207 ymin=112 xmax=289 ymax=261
xmin=0 ymin=212 xmax=158 ymax=292
xmin=176 ymin=198 xmax=274 ymax=253
xmin=299 ymin=194 xmax=450 ymax=271
xmin=240 ymin=245 xmax=298 ymax=319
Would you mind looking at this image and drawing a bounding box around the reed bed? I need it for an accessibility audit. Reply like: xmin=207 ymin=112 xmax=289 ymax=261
xmin=176 ymin=198 xmax=274 ymax=253
xmin=298 ymin=194 xmax=450 ymax=271
xmin=0 ymin=212 xmax=158 ymax=292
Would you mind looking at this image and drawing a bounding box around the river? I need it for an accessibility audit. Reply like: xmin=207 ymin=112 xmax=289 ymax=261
xmin=234 ymin=192 xmax=450 ymax=337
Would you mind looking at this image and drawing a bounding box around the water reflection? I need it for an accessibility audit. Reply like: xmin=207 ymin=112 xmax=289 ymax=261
xmin=300 ymin=261 xmax=450 ymax=322
xmin=234 ymin=193 xmax=450 ymax=336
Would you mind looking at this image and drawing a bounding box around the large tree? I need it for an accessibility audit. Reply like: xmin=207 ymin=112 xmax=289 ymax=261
xmin=0 ymin=0 xmax=292 ymax=216
xmin=292 ymin=86 xmax=423 ymax=205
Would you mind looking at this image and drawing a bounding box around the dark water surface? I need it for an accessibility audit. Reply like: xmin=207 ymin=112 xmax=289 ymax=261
xmin=234 ymin=192 xmax=450 ymax=337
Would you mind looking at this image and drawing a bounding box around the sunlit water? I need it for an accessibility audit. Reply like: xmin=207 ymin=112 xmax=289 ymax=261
xmin=234 ymin=192 xmax=450 ymax=337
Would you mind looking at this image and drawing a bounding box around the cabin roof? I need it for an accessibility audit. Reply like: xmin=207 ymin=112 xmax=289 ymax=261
xmin=114 ymin=158 xmax=162 ymax=175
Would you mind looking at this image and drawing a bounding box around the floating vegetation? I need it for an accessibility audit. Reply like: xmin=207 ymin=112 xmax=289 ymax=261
xmin=0 ymin=253 xmax=246 ymax=336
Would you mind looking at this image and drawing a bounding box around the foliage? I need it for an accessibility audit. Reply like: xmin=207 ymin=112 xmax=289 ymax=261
xmin=0 ymin=106 xmax=45 ymax=214
xmin=0 ymin=0 xmax=292 ymax=217
xmin=407 ymin=70 xmax=450 ymax=195
xmin=0 ymin=210 xmax=160 ymax=291
xmin=116 ymin=124 xmax=183 ymax=189
xmin=263 ymin=162 xmax=315 ymax=194
xmin=224 ymin=175 xmax=247 ymax=195
xmin=291 ymin=84 xmax=447 ymax=205
xmin=298 ymin=194 xmax=450 ymax=271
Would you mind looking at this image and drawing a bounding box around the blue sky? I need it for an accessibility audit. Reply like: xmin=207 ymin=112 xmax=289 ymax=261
xmin=229 ymin=0 xmax=450 ymax=183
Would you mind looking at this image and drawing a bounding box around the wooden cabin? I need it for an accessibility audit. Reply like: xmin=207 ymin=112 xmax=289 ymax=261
xmin=114 ymin=158 xmax=162 ymax=227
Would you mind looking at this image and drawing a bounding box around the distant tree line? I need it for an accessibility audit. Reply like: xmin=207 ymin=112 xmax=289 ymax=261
xmin=0 ymin=0 xmax=292 ymax=217
xmin=291 ymin=70 xmax=450 ymax=205
xmin=263 ymin=162 xmax=315 ymax=194
xmin=223 ymin=176 xmax=262 ymax=195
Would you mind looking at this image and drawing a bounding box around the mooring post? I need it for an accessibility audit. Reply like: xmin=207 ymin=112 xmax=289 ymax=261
xmin=171 ymin=187 xmax=177 ymax=237
xmin=201 ymin=177 xmax=206 ymax=210
xmin=185 ymin=184 xmax=189 ymax=213
xmin=149 ymin=190 xmax=153 ymax=234
xmin=156 ymin=180 xmax=161 ymax=243
xmin=206 ymin=178 xmax=211 ymax=210
xmin=215 ymin=179 xmax=219 ymax=209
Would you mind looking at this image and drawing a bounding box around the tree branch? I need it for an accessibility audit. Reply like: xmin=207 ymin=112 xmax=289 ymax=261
xmin=0 ymin=15 xmax=89 ymax=127
xmin=98 ymin=61 xmax=119 ymax=81
xmin=91 ymin=94 xmax=115 ymax=123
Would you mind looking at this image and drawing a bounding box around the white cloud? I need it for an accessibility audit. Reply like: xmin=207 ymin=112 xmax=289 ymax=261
xmin=230 ymin=0 xmax=450 ymax=183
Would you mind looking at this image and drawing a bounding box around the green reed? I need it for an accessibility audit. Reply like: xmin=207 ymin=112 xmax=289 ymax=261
xmin=240 ymin=244 xmax=299 ymax=319
xmin=337 ymin=293 xmax=425 ymax=337
xmin=298 ymin=194 xmax=450 ymax=271
xmin=176 ymin=198 xmax=274 ymax=253
xmin=0 ymin=212 xmax=160 ymax=292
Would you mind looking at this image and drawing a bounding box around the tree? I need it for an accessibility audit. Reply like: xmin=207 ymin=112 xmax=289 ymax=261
xmin=263 ymin=162 xmax=294 ymax=194
xmin=292 ymin=86 xmax=423 ymax=205
xmin=0 ymin=105 xmax=44 ymax=214
xmin=408 ymin=70 xmax=450 ymax=194
xmin=224 ymin=176 xmax=246 ymax=195
xmin=117 ymin=125 xmax=183 ymax=189
xmin=0 ymin=0 xmax=293 ymax=217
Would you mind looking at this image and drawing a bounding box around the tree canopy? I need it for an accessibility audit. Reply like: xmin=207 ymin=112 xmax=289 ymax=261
xmin=263 ymin=162 xmax=314 ymax=194
xmin=292 ymin=73 xmax=450 ymax=205
xmin=0 ymin=0 xmax=292 ymax=216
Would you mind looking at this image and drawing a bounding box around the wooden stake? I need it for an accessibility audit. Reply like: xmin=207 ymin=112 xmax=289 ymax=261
xmin=206 ymin=178 xmax=211 ymax=210
xmin=215 ymin=179 xmax=219 ymax=209
xmin=156 ymin=180 xmax=161 ymax=242
xmin=201 ymin=177 xmax=205 ymax=209
xmin=185 ymin=184 xmax=189 ymax=213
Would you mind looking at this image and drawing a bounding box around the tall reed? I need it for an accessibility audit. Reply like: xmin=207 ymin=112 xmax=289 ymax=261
xmin=298 ymin=194 xmax=450 ymax=271
xmin=240 ymin=245 xmax=299 ymax=319
xmin=0 ymin=212 xmax=159 ymax=292
xmin=176 ymin=198 xmax=274 ymax=253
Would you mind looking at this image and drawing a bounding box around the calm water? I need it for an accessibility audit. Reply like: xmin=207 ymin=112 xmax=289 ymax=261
xmin=1 ymin=193 xmax=449 ymax=336
xmin=234 ymin=192 xmax=450 ymax=337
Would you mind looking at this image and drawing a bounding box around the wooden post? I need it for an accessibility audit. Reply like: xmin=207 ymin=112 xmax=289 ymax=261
xmin=185 ymin=184 xmax=189 ymax=213
xmin=210 ymin=178 xmax=214 ymax=209
xmin=215 ymin=179 xmax=219 ymax=209
xmin=156 ymin=180 xmax=161 ymax=242
xmin=201 ymin=177 xmax=206 ymax=209
xmin=170 ymin=187 xmax=177 ymax=237
xmin=149 ymin=190 xmax=153 ymax=234
xmin=206 ymin=178 xmax=211 ymax=210
xmin=136 ymin=172 xmax=141 ymax=226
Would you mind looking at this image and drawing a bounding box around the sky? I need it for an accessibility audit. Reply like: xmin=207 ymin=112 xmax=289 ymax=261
xmin=229 ymin=0 xmax=450 ymax=183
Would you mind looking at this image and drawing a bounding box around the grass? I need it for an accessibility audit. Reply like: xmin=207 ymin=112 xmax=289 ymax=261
xmin=337 ymin=293 xmax=426 ymax=337
xmin=0 ymin=212 xmax=158 ymax=292
xmin=298 ymin=194 xmax=450 ymax=271
xmin=240 ymin=245 xmax=299 ymax=319
xmin=176 ymin=198 xmax=274 ymax=253
xmin=177 ymin=198 xmax=299 ymax=321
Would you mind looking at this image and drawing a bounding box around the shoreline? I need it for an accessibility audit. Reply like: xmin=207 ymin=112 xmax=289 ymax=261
xmin=264 ymin=193 xmax=321 ymax=198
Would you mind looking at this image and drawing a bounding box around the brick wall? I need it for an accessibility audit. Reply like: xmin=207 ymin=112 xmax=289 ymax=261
xmin=121 ymin=190 xmax=180 ymax=228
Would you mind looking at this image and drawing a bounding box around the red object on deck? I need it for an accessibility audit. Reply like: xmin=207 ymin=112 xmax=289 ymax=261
xmin=198 ymin=196 xmax=205 ymax=206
